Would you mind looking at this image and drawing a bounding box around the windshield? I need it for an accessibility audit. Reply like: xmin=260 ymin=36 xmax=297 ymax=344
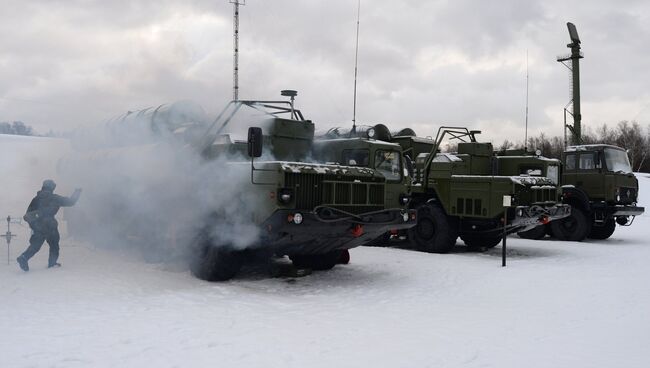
xmin=547 ymin=165 xmax=559 ymax=184
xmin=374 ymin=150 xmax=401 ymax=181
xmin=604 ymin=148 xmax=632 ymax=173
xmin=342 ymin=149 xmax=369 ymax=166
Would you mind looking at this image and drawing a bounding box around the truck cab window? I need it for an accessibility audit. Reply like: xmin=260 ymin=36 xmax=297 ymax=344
xmin=341 ymin=149 xmax=369 ymax=167
xmin=520 ymin=167 xmax=542 ymax=176
xmin=565 ymin=154 xmax=576 ymax=170
xmin=604 ymin=148 xmax=633 ymax=173
xmin=547 ymin=165 xmax=559 ymax=184
xmin=579 ymin=153 xmax=595 ymax=170
xmin=374 ymin=150 xmax=401 ymax=181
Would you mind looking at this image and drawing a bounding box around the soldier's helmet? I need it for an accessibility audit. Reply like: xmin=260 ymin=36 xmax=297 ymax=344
xmin=42 ymin=179 xmax=56 ymax=192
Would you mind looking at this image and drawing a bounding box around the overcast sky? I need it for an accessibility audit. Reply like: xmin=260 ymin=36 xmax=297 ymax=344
xmin=1 ymin=0 xmax=649 ymax=142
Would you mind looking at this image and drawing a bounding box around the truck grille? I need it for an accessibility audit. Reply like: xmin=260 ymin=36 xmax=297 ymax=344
xmin=285 ymin=173 xmax=385 ymax=214
xmin=531 ymin=186 xmax=556 ymax=203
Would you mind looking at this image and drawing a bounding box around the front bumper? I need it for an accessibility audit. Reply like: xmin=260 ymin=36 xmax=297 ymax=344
xmin=261 ymin=207 xmax=417 ymax=255
xmin=511 ymin=204 xmax=572 ymax=232
xmin=611 ymin=205 xmax=645 ymax=217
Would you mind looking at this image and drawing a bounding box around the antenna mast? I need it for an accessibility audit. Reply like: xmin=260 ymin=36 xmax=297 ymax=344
xmin=524 ymin=49 xmax=529 ymax=151
xmin=352 ymin=0 xmax=361 ymax=133
xmin=230 ymin=0 xmax=245 ymax=101
xmin=557 ymin=22 xmax=584 ymax=146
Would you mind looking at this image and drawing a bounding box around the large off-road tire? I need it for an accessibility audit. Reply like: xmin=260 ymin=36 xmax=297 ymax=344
xmin=462 ymin=235 xmax=502 ymax=251
xmin=517 ymin=225 xmax=547 ymax=240
xmin=290 ymin=250 xmax=343 ymax=271
xmin=408 ymin=204 xmax=457 ymax=253
xmin=550 ymin=207 xmax=592 ymax=241
xmin=338 ymin=249 xmax=351 ymax=264
xmin=588 ymin=219 xmax=616 ymax=240
xmin=190 ymin=244 xmax=243 ymax=281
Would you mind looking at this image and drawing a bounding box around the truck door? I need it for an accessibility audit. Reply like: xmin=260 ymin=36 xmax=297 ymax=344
xmin=577 ymin=151 xmax=605 ymax=199
xmin=562 ymin=152 xmax=578 ymax=186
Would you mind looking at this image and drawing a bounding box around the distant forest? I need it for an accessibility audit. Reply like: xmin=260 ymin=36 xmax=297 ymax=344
xmin=492 ymin=121 xmax=650 ymax=173
xmin=0 ymin=121 xmax=35 ymax=136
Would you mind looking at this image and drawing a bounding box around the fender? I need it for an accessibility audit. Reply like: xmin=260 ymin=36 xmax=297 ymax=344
xmin=561 ymin=185 xmax=591 ymax=212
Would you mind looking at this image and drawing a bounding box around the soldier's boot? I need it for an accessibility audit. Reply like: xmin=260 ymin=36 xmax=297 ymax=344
xmin=17 ymin=255 xmax=29 ymax=272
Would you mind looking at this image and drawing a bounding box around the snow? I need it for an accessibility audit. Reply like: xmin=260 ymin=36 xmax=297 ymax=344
xmin=1 ymin=134 xmax=650 ymax=368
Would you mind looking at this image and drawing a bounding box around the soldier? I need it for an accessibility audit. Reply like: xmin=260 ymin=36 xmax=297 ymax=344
xmin=16 ymin=180 xmax=82 ymax=272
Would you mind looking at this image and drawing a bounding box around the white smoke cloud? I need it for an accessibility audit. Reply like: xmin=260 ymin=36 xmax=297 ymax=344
xmin=57 ymin=101 xmax=266 ymax=265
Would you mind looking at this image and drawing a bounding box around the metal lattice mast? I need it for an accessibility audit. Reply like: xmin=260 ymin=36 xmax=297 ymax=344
xmin=557 ymin=22 xmax=584 ymax=146
xmin=230 ymin=1 xmax=245 ymax=101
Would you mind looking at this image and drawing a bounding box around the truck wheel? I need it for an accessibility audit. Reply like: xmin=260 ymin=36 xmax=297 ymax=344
xmin=338 ymin=249 xmax=350 ymax=264
xmin=588 ymin=219 xmax=616 ymax=240
xmin=517 ymin=225 xmax=547 ymax=240
xmin=408 ymin=204 xmax=457 ymax=253
xmin=290 ymin=250 xmax=342 ymax=271
xmin=550 ymin=207 xmax=591 ymax=241
xmin=190 ymin=243 xmax=243 ymax=281
xmin=462 ymin=235 xmax=502 ymax=251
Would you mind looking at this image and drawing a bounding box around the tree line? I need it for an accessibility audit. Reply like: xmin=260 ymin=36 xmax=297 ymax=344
xmin=496 ymin=121 xmax=649 ymax=173
xmin=0 ymin=121 xmax=35 ymax=136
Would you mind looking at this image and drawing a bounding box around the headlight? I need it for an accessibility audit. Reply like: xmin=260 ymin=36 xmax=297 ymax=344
xmin=278 ymin=188 xmax=293 ymax=204
xmin=402 ymin=212 xmax=409 ymax=222
xmin=399 ymin=193 xmax=410 ymax=205
xmin=293 ymin=213 xmax=303 ymax=224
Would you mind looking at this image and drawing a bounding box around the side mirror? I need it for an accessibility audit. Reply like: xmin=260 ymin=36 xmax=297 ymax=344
xmin=247 ymin=127 xmax=263 ymax=158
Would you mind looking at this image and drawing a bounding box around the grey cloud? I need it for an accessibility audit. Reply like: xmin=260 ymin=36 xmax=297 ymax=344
xmin=1 ymin=0 xmax=649 ymax=142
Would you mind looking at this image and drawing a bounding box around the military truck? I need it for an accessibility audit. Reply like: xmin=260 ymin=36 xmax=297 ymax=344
xmin=62 ymin=94 xmax=416 ymax=281
xmin=316 ymin=125 xmax=570 ymax=252
xmin=403 ymin=127 xmax=570 ymax=252
xmin=515 ymin=23 xmax=645 ymax=241
xmin=188 ymin=96 xmax=417 ymax=280
xmin=518 ymin=145 xmax=644 ymax=241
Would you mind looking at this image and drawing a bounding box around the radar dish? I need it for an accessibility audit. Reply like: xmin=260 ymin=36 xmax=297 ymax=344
xmin=567 ymin=22 xmax=580 ymax=44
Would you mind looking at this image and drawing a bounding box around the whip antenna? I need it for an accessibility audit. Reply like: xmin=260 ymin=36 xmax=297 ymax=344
xmin=351 ymin=0 xmax=361 ymax=134
xmin=524 ymin=49 xmax=529 ymax=151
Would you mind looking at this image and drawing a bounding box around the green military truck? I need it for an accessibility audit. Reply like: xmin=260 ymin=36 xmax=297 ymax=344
xmin=494 ymin=145 xmax=644 ymax=241
xmin=316 ymin=124 xmax=570 ymax=252
xmin=535 ymin=144 xmax=644 ymax=241
xmin=530 ymin=22 xmax=644 ymax=241
xmin=400 ymin=127 xmax=570 ymax=252
xmin=192 ymin=97 xmax=416 ymax=280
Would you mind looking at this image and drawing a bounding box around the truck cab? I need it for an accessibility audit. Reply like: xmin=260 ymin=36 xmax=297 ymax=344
xmin=557 ymin=144 xmax=644 ymax=240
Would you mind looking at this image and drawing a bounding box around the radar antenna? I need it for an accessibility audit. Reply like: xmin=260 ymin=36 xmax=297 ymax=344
xmin=557 ymin=22 xmax=584 ymax=146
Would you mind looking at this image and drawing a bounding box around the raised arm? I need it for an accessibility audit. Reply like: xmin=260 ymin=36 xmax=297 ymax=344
xmin=57 ymin=188 xmax=82 ymax=207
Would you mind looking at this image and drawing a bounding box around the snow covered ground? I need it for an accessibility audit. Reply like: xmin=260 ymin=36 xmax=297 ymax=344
xmin=1 ymin=134 xmax=649 ymax=368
